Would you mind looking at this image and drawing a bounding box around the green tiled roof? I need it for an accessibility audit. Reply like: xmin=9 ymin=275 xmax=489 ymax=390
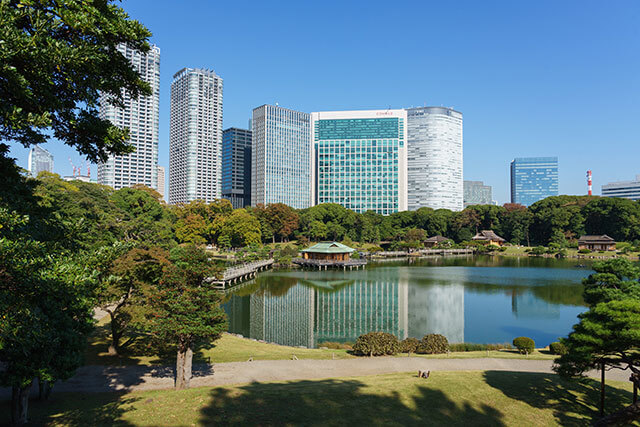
xmin=301 ymin=241 xmax=355 ymax=254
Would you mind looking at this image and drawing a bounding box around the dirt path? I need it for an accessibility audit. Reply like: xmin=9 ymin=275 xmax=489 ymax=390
xmin=1 ymin=357 xmax=629 ymax=398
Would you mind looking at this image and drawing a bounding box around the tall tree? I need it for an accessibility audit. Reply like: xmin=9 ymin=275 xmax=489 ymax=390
xmin=0 ymin=210 xmax=94 ymax=425
xmin=554 ymin=259 xmax=640 ymax=422
xmin=146 ymin=245 xmax=227 ymax=389
xmin=0 ymin=0 xmax=152 ymax=162
xmin=264 ymin=203 xmax=299 ymax=243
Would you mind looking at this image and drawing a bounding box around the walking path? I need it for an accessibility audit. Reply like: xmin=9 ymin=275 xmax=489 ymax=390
xmin=2 ymin=357 xmax=629 ymax=397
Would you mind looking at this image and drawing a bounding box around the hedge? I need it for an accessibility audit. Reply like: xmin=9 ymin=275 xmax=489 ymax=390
xmin=417 ymin=334 xmax=449 ymax=354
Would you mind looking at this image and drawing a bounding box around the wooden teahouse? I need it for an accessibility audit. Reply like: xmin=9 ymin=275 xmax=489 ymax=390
xmin=425 ymin=235 xmax=449 ymax=248
xmin=472 ymin=230 xmax=506 ymax=246
xmin=578 ymin=235 xmax=616 ymax=251
xmin=294 ymin=241 xmax=367 ymax=270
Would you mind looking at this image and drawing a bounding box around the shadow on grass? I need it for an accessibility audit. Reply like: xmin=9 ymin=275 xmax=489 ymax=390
xmin=483 ymin=371 xmax=634 ymax=425
xmin=198 ymin=378 xmax=505 ymax=426
xmin=0 ymin=392 xmax=139 ymax=426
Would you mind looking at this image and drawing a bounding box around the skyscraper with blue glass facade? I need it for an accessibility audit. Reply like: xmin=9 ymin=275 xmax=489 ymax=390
xmin=311 ymin=110 xmax=408 ymax=214
xmin=510 ymin=157 xmax=559 ymax=206
xmin=251 ymin=105 xmax=311 ymax=209
xmin=222 ymin=127 xmax=252 ymax=209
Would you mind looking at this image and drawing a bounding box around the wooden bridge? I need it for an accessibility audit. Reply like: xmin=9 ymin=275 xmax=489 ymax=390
xmin=372 ymin=248 xmax=473 ymax=258
xmin=209 ymin=259 xmax=274 ymax=289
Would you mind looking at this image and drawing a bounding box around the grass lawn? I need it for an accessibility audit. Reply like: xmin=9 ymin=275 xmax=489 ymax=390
xmin=5 ymin=371 xmax=635 ymax=426
xmin=86 ymin=320 xmax=554 ymax=366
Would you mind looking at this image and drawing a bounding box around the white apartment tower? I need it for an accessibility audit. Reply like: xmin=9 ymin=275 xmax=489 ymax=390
xmin=406 ymin=107 xmax=463 ymax=211
xmin=98 ymin=44 xmax=160 ymax=190
xmin=169 ymin=68 xmax=223 ymax=204
xmin=28 ymin=145 xmax=54 ymax=177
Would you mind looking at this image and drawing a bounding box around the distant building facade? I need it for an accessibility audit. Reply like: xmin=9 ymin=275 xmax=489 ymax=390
xmin=406 ymin=107 xmax=463 ymax=211
xmin=251 ymin=105 xmax=311 ymax=209
xmin=311 ymin=109 xmax=408 ymax=214
xmin=98 ymin=44 xmax=160 ymax=190
xmin=156 ymin=166 xmax=165 ymax=200
xmin=510 ymin=157 xmax=558 ymax=206
xmin=602 ymin=175 xmax=640 ymax=201
xmin=222 ymin=127 xmax=252 ymax=209
xmin=28 ymin=146 xmax=54 ymax=177
xmin=169 ymin=68 xmax=223 ymax=204
xmin=463 ymin=180 xmax=492 ymax=207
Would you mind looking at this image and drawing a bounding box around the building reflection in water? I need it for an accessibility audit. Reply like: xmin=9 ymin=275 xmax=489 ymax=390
xmin=511 ymin=291 xmax=560 ymax=319
xmin=223 ymin=269 xmax=467 ymax=347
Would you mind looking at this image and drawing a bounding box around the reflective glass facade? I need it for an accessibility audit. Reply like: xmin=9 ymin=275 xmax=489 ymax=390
xmin=407 ymin=107 xmax=463 ymax=211
xmin=463 ymin=180 xmax=492 ymax=207
xmin=602 ymin=175 xmax=640 ymax=201
xmin=510 ymin=157 xmax=559 ymax=206
xmin=28 ymin=146 xmax=54 ymax=177
xmin=311 ymin=110 xmax=408 ymax=215
xmin=251 ymin=105 xmax=311 ymax=209
xmin=222 ymin=127 xmax=252 ymax=208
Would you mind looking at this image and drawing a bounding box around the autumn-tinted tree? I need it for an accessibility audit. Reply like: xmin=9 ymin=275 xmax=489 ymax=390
xmin=0 ymin=0 xmax=152 ymax=163
xmin=264 ymin=203 xmax=299 ymax=243
xmin=146 ymin=245 xmax=227 ymax=389
xmin=95 ymin=246 xmax=168 ymax=355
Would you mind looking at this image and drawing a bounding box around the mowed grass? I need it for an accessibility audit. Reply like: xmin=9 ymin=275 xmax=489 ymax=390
xmin=86 ymin=320 xmax=553 ymax=366
xmin=6 ymin=371 xmax=636 ymax=426
xmin=85 ymin=321 xmax=352 ymax=366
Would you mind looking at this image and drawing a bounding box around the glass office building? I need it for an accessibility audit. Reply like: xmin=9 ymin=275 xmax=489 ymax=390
xmin=98 ymin=44 xmax=160 ymax=190
xmin=251 ymin=105 xmax=311 ymax=209
xmin=311 ymin=110 xmax=408 ymax=215
xmin=602 ymin=175 xmax=640 ymax=201
xmin=169 ymin=68 xmax=223 ymax=204
xmin=222 ymin=127 xmax=252 ymax=209
xmin=406 ymin=107 xmax=463 ymax=211
xmin=463 ymin=180 xmax=492 ymax=207
xmin=510 ymin=157 xmax=559 ymax=206
xmin=28 ymin=146 xmax=54 ymax=177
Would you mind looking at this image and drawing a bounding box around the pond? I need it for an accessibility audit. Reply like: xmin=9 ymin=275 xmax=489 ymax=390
xmin=222 ymin=256 xmax=592 ymax=348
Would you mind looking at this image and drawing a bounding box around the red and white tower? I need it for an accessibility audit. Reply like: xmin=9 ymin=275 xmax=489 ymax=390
xmin=587 ymin=170 xmax=592 ymax=196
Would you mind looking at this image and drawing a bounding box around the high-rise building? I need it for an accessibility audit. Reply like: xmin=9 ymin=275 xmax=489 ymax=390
xmin=406 ymin=107 xmax=463 ymax=211
xmin=602 ymin=175 xmax=640 ymax=201
xmin=510 ymin=157 xmax=559 ymax=206
xmin=28 ymin=146 xmax=54 ymax=177
xmin=311 ymin=109 xmax=408 ymax=214
xmin=463 ymin=180 xmax=493 ymax=207
xmin=98 ymin=44 xmax=160 ymax=190
xmin=169 ymin=68 xmax=223 ymax=204
xmin=251 ymin=105 xmax=311 ymax=209
xmin=222 ymin=127 xmax=252 ymax=209
xmin=156 ymin=165 xmax=165 ymax=200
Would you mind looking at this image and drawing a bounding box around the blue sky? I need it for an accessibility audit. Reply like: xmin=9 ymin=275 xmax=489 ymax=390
xmin=7 ymin=0 xmax=640 ymax=203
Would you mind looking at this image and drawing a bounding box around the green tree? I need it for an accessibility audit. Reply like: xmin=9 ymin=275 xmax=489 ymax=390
xmin=583 ymin=198 xmax=640 ymax=242
xmin=111 ymin=187 xmax=175 ymax=246
xmin=175 ymin=214 xmax=207 ymax=244
xmin=218 ymin=209 xmax=262 ymax=248
xmin=554 ymin=259 xmax=640 ymax=420
xmin=0 ymin=0 xmax=152 ymax=162
xmin=146 ymin=245 xmax=227 ymax=390
xmin=0 ymin=210 xmax=94 ymax=425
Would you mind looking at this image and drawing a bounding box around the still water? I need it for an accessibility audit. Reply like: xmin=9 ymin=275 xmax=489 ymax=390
xmin=222 ymin=256 xmax=591 ymax=348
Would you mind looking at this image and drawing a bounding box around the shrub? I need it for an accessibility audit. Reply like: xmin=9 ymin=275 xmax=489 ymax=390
xmin=417 ymin=334 xmax=449 ymax=354
xmin=549 ymin=341 xmax=567 ymax=355
xmin=400 ymin=337 xmax=420 ymax=354
xmin=448 ymin=342 xmax=513 ymax=352
xmin=353 ymin=332 xmax=399 ymax=356
xmin=530 ymin=246 xmax=546 ymax=256
xmin=578 ymin=248 xmax=591 ymax=254
xmin=512 ymin=336 xmax=535 ymax=354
